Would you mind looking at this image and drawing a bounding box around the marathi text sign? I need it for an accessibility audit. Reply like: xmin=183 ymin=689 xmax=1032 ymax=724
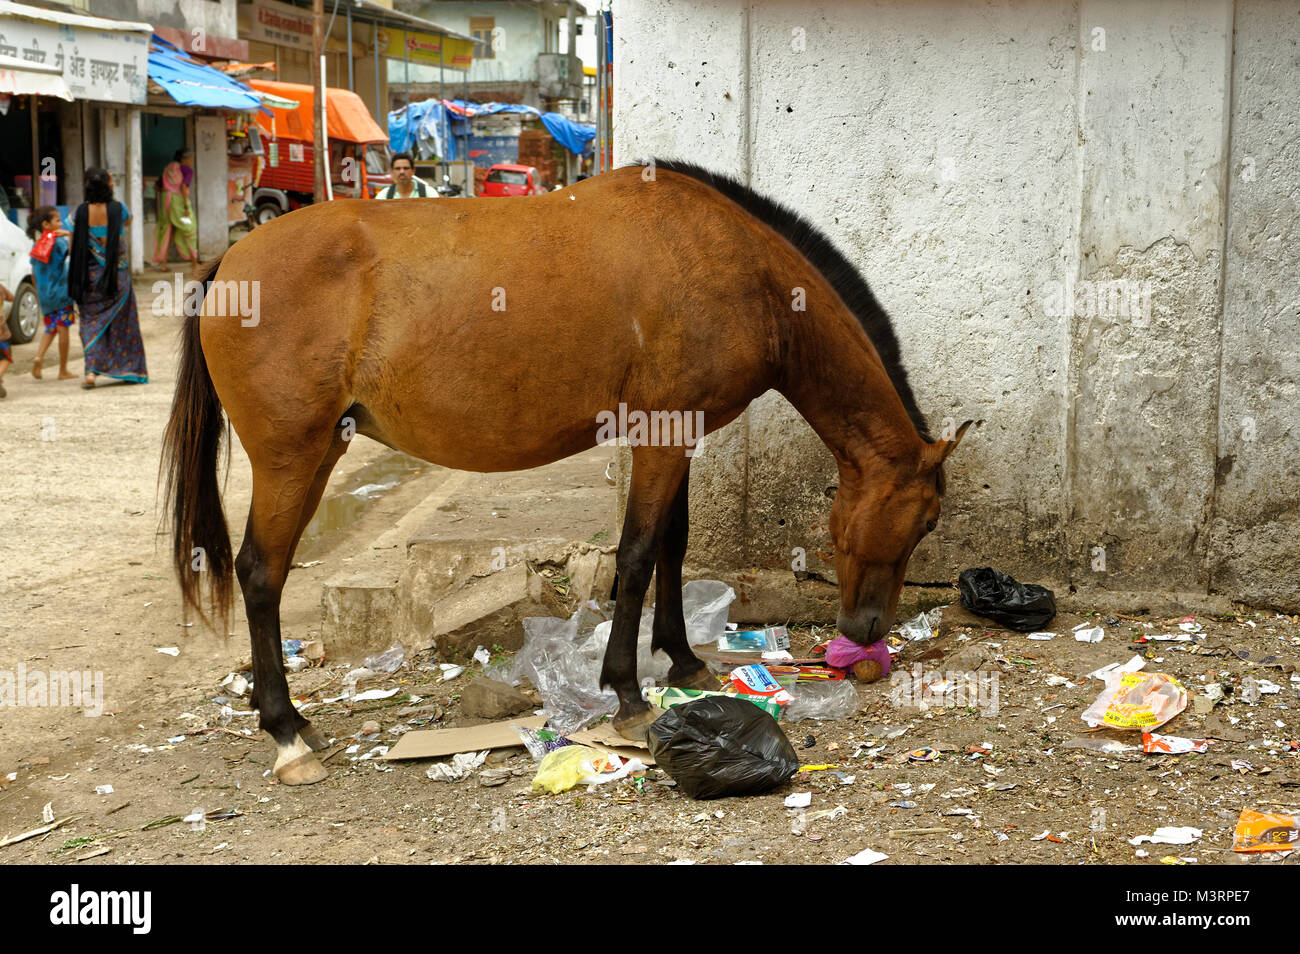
xmin=0 ymin=15 xmax=147 ymax=104
xmin=248 ymin=0 xmax=313 ymax=51
xmin=375 ymin=27 xmax=473 ymax=70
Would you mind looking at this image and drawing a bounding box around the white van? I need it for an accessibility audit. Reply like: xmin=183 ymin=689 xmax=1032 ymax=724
xmin=1 ymin=215 xmax=40 ymax=344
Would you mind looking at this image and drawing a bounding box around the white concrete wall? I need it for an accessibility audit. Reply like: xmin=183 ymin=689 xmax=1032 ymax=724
xmin=613 ymin=0 xmax=1300 ymax=611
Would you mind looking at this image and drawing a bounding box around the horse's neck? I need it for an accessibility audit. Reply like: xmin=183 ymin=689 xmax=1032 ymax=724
xmin=778 ymin=298 xmax=924 ymax=472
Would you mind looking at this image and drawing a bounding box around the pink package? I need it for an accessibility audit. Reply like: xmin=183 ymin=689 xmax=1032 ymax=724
xmin=825 ymin=636 xmax=891 ymax=676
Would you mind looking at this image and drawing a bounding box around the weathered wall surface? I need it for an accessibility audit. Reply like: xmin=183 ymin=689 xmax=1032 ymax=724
xmin=613 ymin=0 xmax=1299 ymax=612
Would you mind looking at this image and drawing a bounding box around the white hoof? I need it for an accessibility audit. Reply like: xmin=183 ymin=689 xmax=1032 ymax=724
xmin=273 ymin=734 xmax=327 ymax=785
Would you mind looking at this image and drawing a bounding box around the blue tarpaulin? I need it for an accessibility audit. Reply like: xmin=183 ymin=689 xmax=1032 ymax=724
xmin=444 ymin=100 xmax=540 ymax=118
xmin=389 ymin=99 xmax=456 ymax=161
xmin=148 ymin=36 xmax=261 ymax=111
xmin=540 ymin=112 xmax=596 ymax=156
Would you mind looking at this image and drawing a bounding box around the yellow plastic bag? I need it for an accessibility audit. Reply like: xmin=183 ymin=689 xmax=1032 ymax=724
xmin=1082 ymin=672 xmax=1187 ymax=729
xmin=531 ymin=745 xmax=623 ymax=794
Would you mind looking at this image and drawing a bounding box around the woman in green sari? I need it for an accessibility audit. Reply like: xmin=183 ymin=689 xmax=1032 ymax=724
xmin=152 ymin=150 xmax=198 ymax=266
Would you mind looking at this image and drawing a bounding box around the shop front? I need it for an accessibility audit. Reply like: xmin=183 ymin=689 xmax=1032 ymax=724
xmin=0 ymin=0 xmax=150 ymax=247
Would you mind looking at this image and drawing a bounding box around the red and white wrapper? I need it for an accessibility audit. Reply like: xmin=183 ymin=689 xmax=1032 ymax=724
xmin=1141 ymin=731 xmax=1210 ymax=754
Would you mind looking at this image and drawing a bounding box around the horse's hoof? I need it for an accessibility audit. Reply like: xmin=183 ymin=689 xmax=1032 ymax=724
xmin=276 ymin=753 xmax=328 ymax=786
xmin=613 ymin=707 xmax=659 ymax=743
xmin=668 ymin=666 xmax=719 ymax=692
xmin=273 ymin=734 xmax=328 ymax=785
xmin=300 ymin=724 xmax=330 ymax=752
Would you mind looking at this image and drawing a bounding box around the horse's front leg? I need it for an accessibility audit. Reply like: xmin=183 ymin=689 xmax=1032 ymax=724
xmin=651 ymin=467 xmax=714 ymax=689
xmin=602 ymin=448 xmax=690 ymax=741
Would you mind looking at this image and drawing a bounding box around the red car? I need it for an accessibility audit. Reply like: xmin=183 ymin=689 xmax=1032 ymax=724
xmin=482 ymin=163 xmax=546 ymax=197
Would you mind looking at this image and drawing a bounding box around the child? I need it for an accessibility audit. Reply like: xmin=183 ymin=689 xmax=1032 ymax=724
xmin=28 ymin=206 xmax=77 ymax=380
xmin=0 ymin=281 xmax=13 ymax=397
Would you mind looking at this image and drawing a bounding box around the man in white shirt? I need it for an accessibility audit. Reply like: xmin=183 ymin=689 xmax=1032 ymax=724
xmin=377 ymin=153 xmax=435 ymax=199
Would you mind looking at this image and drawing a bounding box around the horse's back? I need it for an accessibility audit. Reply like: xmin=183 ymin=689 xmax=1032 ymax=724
xmin=202 ymin=170 xmax=782 ymax=471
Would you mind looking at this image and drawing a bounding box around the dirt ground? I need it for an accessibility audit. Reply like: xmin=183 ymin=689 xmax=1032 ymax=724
xmin=2 ymin=281 xmax=1298 ymax=865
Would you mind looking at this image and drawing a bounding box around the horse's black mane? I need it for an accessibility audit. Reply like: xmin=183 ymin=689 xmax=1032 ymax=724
xmin=634 ymin=158 xmax=931 ymax=441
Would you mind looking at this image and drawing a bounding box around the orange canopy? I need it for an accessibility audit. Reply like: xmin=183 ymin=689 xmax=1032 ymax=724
xmin=248 ymin=79 xmax=387 ymax=144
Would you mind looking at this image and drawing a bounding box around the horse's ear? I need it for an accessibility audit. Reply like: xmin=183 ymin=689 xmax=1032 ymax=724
xmin=922 ymin=419 xmax=976 ymax=469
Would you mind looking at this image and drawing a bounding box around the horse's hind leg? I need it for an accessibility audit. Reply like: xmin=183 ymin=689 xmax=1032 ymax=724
xmin=650 ymin=468 xmax=713 ymax=690
xmin=237 ymin=426 xmax=345 ymax=784
xmin=279 ymin=423 xmax=352 ymax=752
xmin=602 ymin=448 xmax=690 ymax=741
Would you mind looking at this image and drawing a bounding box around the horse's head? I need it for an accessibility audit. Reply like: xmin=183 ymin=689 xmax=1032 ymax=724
xmin=829 ymin=421 xmax=972 ymax=644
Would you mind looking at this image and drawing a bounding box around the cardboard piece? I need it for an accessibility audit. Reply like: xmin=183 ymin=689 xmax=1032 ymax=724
xmin=568 ymin=722 xmax=656 ymax=767
xmin=383 ymin=715 xmax=546 ymax=760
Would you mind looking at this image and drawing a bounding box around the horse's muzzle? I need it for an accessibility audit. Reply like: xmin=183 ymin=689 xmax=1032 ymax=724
xmin=836 ymin=609 xmax=890 ymax=645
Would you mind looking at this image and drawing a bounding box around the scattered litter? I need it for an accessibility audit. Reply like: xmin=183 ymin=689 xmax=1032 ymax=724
xmin=644 ymin=686 xmax=783 ymax=720
xmin=362 ymin=643 xmax=405 ymax=674
xmin=351 ymin=688 xmax=399 ymax=702
xmin=908 ymin=747 xmax=939 ymax=762
xmin=438 ymin=664 xmax=465 ymax=681
xmin=718 ymin=626 xmax=790 ymax=653
xmin=473 ymin=645 xmax=492 ymax=668
xmin=896 ymin=612 xmax=934 ymax=642
xmin=1087 ymin=656 xmax=1146 ymax=681
xmin=841 ymin=847 xmax=888 ymax=865
xmin=1141 ymin=732 xmax=1209 ymax=755
xmin=824 ymin=636 xmax=892 ymax=677
xmin=784 ymin=678 xmax=860 ymax=721
xmin=156 ymin=647 xmax=180 ymax=657
xmin=1232 ymin=809 xmax=1299 ymax=853
xmin=531 ymin=745 xmax=644 ymax=794
xmin=94 ymin=785 xmax=114 ymax=796
xmin=1027 ymin=632 xmax=1056 ymax=641
xmin=805 ymin=805 xmax=847 ymax=822
xmin=784 ymin=791 xmax=812 ymax=809
xmin=221 ymin=672 xmax=250 ymax=697
xmin=41 ymin=802 xmax=54 ymax=823
xmin=384 ymin=715 xmax=547 ymax=760
xmin=1073 ymin=625 xmax=1104 ymax=643
xmin=425 ymin=751 xmax=488 ymax=782
xmin=1063 ymin=736 xmax=1140 ymax=754
xmin=1128 ymin=827 xmax=1202 ymax=846
xmin=1083 ymin=672 xmax=1187 ymax=729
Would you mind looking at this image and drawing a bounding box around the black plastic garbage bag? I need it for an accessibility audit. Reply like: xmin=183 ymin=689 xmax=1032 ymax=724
xmin=958 ymin=567 xmax=1057 ymax=632
xmin=647 ymin=696 xmax=800 ymax=800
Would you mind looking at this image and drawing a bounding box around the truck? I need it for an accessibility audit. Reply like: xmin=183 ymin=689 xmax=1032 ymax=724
xmin=245 ymin=80 xmax=392 ymax=225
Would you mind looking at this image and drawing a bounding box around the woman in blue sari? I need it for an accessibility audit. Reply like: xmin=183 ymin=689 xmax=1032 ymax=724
xmin=69 ymin=168 xmax=148 ymax=388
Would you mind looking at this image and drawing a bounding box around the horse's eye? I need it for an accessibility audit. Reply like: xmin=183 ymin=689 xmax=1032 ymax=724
xmin=926 ymin=520 xmax=938 ymax=533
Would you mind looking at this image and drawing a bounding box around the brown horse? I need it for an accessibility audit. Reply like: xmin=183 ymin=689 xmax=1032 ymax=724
xmin=162 ymin=160 xmax=970 ymax=784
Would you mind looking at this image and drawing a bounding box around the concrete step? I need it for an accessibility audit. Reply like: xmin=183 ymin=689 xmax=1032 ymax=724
xmin=320 ymin=446 xmax=620 ymax=661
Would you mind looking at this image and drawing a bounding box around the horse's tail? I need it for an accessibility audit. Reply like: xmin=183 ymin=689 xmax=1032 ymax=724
xmin=160 ymin=256 xmax=233 ymax=632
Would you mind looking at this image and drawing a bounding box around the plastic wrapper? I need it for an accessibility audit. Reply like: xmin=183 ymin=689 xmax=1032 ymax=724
xmin=643 ymin=685 xmax=784 ymax=720
xmin=1232 ymin=809 xmax=1299 ymax=853
xmin=783 ymin=678 xmax=861 ymax=721
xmin=514 ymin=725 xmax=573 ymax=762
xmin=958 ymin=567 xmax=1056 ymax=631
xmin=531 ymin=744 xmax=646 ymax=794
xmin=1082 ymin=672 xmax=1188 ymax=730
xmin=503 ymin=581 xmax=737 ymax=734
xmin=364 ymin=642 xmax=406 ymax=673
xmin=647 ymin=696 xmax=800 ymax=799
xmin=825 ymin=636 xmax=892 ymax=676
xmin=718 ymin=626 xmax=790 ymax=652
